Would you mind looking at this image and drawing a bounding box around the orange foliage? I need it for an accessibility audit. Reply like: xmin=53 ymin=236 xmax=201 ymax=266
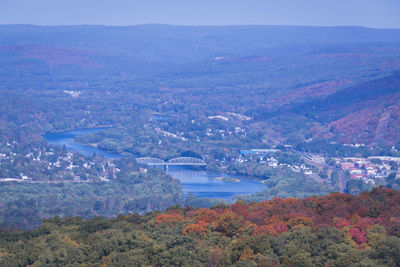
xmin=335 ymin=217 xmax=350 ymax=229
xmin=155 ymin=212 xmax=184 ymax=224
xmin=183 ymin=222 xmax=208 ymax=236
xmin=287 ymin=215 xmax=313 ymax=229
xmin=253 ymin=225 xmax=269 ymax=236
xmin=193 ymin=208 xmax=218 ymax=224
xmin=256 ymin=222 xmax=288 ymax=236
xmin=254 ymin=216 xmax=289 ymax=236
xmin=211 ymin=211 xmax=244 ymax=237
xmin=231 ymin=201 xmax=250 ymax=216
xmin=239 ymin=248 xmax=255 ymax=261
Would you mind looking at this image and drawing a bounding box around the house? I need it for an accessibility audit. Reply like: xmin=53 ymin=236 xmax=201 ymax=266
xmin=350 ymin=174 xmax=366 ymax=179
xmin=341 ymin=162 xmax=354 ymax=170
xmin=240 ymin=149 xmax=280 ymax=156
xmin=304 ymin=170 xmax=313 ymax=175
xmin=208 ymin=115 xmax=229 ymax=121
xmin=350 ymin=169 xmax=362 ymax=175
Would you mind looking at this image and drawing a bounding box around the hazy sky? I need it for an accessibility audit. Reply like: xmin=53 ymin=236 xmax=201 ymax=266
xmin=1 ymin=0 xmax=399 ymax=28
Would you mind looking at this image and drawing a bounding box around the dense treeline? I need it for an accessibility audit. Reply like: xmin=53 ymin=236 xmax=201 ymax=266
xmin=236 ymin=166 xmax=334 ymax=201
xmin=0 ymin=159 xmax=183 ymax=230
xmin=1 ymin=188 xmax=400 ymax=266
xmin=295 ymin=139 xmax=400 ymax=158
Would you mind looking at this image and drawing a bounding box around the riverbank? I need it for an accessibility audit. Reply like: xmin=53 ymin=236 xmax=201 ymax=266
xmin=44 ymin=125 xmax=116 ymax=134
xmin=45 ymin=128 xmax=268 ymax=201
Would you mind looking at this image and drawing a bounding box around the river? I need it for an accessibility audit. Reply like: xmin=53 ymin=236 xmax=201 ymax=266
xmin=45 ymin=128 xmax=267 ymax=201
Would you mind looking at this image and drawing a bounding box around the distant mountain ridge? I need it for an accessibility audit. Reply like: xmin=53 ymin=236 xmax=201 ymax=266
xmin=0 ymin=24 xmax=400 ymax=145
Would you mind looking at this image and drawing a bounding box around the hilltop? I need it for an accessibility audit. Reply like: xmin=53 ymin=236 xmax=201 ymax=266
xmin=1 ymin=187 xmax=400 ymax=266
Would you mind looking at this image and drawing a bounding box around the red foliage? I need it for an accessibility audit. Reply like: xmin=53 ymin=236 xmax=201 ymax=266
xmin=167 ymin=188 xmax=400 ymax=245
xmin=272 ymin=222 xmax=289 ymax=236
xmin=257 ymin=216 xmax=289 ymax=236
xmin=354 ymin=217 xmax=376 ymax=231
xmin=349 ymin=227 xmax=368 ymax=245
xmin=231 ymin=202 xmax=250 ymax=217
xmin=335 ymin=218 xmax=350 ymax=229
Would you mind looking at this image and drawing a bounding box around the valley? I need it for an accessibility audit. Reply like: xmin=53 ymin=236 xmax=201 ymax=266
xmin=2 ymin=1 xmax=400 ymax=265
xmin=1 ymin=25 xmax=400 ymax=230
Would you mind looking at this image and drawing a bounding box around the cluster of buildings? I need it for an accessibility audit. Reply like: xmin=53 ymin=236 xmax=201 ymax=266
xmin=235 ymin=146 xmax=400 ymax=185
xmin=302 ymin=152 xmax=326 ymax=164
xmin=337 ymin=156 xmax=400 ymax=184
xmin=0 ymin=142 xmax=119 ymax=183
xmin=155 ymin=127 xmax=187 ymax=141
xmin=208 ymin=112 xmax=252 ymax=122
xmin=205 ymin=126 xmax=247 ymax=139
xmin=204 ymin=113 xmax=250 ymax=139
xmin=238 ymin=149 xmax=315 ymax=176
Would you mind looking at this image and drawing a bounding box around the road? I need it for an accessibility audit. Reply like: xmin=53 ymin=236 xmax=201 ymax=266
xmin=337 ymin=168 xmax=346 ymax=193
xmin=290 ymin=148 xmax=346 ymax=193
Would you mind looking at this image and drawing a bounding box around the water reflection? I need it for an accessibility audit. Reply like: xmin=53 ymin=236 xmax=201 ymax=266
xmin=44 ymin=128 xmax=122 ymax=158
xmin=167 ymin=166 xmax=266 ymax=201
xmin=44 ymin=128 xmax=267 ymax=201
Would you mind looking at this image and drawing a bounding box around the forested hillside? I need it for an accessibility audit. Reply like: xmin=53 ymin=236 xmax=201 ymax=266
xmin=1 ymin=188 xmax=400 ymax=266
xmin=1 ymin=25 xmax=400 ymax=146
xmin=293 ymin=73 xmax=400 ymax=145
xmin=0 ymin=158 xmax=183 ymax=230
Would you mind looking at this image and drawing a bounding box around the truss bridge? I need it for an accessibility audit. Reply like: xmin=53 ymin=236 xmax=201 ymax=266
xmin=136 ymin=157 xmax=207 ymax=168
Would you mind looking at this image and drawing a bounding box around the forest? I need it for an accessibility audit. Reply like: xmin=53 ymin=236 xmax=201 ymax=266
xmin=1 ymin=187 xmax=400 ymax=266
xmin=0 ymin=158 xmax=183 ymax=230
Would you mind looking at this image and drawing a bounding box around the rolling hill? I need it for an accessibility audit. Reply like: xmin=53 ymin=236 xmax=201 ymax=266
xmin=0 ymin=24 xmax=400 ymax=146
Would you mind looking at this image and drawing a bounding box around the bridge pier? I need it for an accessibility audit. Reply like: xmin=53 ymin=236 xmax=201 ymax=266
xmin=164 ymin=165 xmax=168 ymax=171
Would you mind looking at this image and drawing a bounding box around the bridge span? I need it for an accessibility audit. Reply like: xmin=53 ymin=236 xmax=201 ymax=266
xmin=136 ymin=157 xmax=206 ymax=170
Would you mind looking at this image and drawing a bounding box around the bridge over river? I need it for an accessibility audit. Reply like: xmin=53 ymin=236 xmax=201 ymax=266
xmin=45 ymin=129 xmax=266 ymax=201
xmin=136 ymin=157 xmax=206 ymax=170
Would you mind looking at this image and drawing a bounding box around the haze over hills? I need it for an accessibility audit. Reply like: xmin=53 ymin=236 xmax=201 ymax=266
xmin=1 ymin=24 xmax=399 ymax=145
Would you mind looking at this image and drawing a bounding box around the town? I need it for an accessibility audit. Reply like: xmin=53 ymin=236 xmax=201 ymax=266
xmin=0 ymin=141 xmax=119 ymax=183
xmin=218 ymin=147 xmax=400 ymax=193
xmin=2 ymin=136 xmax=400 ymax=195
xmin=337 ymin=155 xmax=400 ymax=184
